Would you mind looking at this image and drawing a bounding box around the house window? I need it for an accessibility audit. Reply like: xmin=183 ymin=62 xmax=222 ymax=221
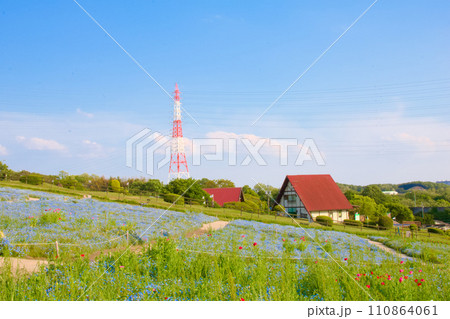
xmin=329 ymin=212 xmax=333 ymax=218
xmin=287 ymin=195 xmax=296 ymax=202
xmin=288 ymin=207 xmax=297 ymax=216
xmin=339 ymin=212 xmax=342 ymax=218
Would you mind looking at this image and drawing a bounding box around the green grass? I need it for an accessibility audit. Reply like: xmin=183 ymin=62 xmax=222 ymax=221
xmin=0 ymin=238 xmax=447 ymax=301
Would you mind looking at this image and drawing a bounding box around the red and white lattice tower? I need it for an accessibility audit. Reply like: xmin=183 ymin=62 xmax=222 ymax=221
xmin=168 ymin=83 xmax=190 ymax=180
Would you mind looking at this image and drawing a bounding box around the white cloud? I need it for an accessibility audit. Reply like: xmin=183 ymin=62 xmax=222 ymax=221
xmin=0 ymin=145 xmax=8 ymax=156
xmin=76 ymin=108 xmax=94 ymax=119
xmin=394 ymin=133 xmax=436 ymax=150
xmin=16 ymin=136 xmax=66 ymax=151
xmin=78 ymin=139 xmax=107 ymax=159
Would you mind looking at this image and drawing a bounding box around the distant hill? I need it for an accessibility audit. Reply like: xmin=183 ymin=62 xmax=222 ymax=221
xmin=337 ymin=181 xmax=450 ymax=193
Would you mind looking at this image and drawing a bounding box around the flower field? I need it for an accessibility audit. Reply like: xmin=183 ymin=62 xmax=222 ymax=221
xmin=0 ymin=187 xmax=217 ymax=257
xmin=0 ymin=186 xmax=449 ymax=301
xmin=368 ymin=235 xmax=450 ymax=263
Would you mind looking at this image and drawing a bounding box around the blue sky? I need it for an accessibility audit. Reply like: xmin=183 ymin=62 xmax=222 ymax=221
xmin=1 ymin=0 xmax=449 ymax=187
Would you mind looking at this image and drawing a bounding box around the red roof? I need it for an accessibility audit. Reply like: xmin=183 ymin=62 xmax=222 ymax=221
xmin=277 ymin=175 xmax=353 ymax=212
xmin=203 ymin=187 xmax=243 ymax=206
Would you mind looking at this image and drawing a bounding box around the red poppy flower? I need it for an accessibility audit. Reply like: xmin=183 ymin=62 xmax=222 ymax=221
xmin=81 ymin=254 xmax=85 ymax=257
xmin=370 ymin=272 xmax=373 ymax=275
xmin=165 ymin=297 xmax=168 ymax=300
xmin=421 ymin=279 xmax=424 ymax=282
xmin=344 ymin=258 xmax=348 ymax=261
xmin=366 ymin=285 xmax=370 ymax=289
xmin=381 ymin=282 xmax=385 ymax=285
xmin=240 ymin=298 xmax=245 ymax=301
xmin=414 ymin=279 xmax=418 ymax=283
xmin=239 ymin=246 xmax=243 ymax=250
xmin=253 ymin=242 xmax=257 ymax=246
xmin=417 ymin=283 xmax=422 ymax=286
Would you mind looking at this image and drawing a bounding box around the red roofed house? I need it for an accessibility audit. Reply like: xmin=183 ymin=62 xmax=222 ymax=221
xmin=275 ymin=174 xmax=353 ymax=223
xmin=203 ymin=187 xmax=244 ymax=207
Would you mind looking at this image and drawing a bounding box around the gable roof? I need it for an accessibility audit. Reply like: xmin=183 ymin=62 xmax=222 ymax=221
xmin=277 ymin=174 xmax=353 ymax=212
xmin=203 ymin=187 xmax=243 ymax=206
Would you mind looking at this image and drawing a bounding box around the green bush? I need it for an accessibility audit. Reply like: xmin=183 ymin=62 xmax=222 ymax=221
xmin=409 ymin=224 xmax=418 ymax=231
xmin=428 ymin=227 xmax=445 ymax=235
xmin=343 ymin=219 xmax=362 ymax=227
xmin=363 ymin=219 xmax=378 ymax=226
xmin=273 ymin=204 xmax=285 ymax=212
xmin=19 ymin=174 xmax=43 ymax=185
xmin=315 ymin=215 xmax=333 ymax=227
xmin=378 ymin=215 xmax=394 ymax=229
xmin=163 ymin=193 xmax=184 ymax=205
xmin=223 ymin=201 xmax=254 ymax=213
xmin=110 ymin=179 xmax=122 ymax=192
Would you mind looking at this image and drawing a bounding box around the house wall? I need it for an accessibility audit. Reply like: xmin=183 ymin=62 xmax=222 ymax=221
xmin=310 ymin=210 xmax=349 ymax=222
xmin=279 ymin=181 xmax=311 ymax=221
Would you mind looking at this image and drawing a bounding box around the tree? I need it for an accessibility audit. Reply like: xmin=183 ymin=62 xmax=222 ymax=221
xmin=142 ymin=179 xmax=163 ymax=193
xmin=214 ymin=179 xmax=235 ymax=188
xmin=344 ymin=189 xmax=358 ymax=201
xmin=242 ymin=185 xmax=258 ymax=197
xmin=361 ymin=185 xmax=387 ymax=204
xmin=0 ymin=161 xmax=10 ymax=180
xmin=386 ymin=203 xmax=414 ymax=223
xmin=110 ymin=179 xmax=122 ymax=193
xmin=350 ymin=195 xmax=383 ymax=220
xmin=58 ymin=171 xmax=69 ymax=180
xmin=165 ymin=178 xmax=208 ymax=201
xmin=197 ymin=178 xmax=217 ymax=189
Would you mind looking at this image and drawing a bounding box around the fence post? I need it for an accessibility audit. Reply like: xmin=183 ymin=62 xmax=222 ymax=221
xmin=240 ymin=207 xmax=243 ymax=217
xmin=55 ymin=241 xmax=59 ymax=258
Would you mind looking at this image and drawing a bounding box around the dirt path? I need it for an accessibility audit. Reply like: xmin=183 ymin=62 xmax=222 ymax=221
xmin=0 ymin=257 xmax=48 ymax=274
xmin=186 ymin=220 xmax=229 ymax=238
xmin=367 ymin=239 xmax=414 ymax=261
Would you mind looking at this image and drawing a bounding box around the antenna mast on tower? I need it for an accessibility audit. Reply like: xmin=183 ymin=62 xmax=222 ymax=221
xmin=168 ymin=83 xmax=189 ymax=180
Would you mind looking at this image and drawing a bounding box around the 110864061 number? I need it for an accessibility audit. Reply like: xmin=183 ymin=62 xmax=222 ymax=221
xmin=368 ymin=305 xmax=438 ymax=316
